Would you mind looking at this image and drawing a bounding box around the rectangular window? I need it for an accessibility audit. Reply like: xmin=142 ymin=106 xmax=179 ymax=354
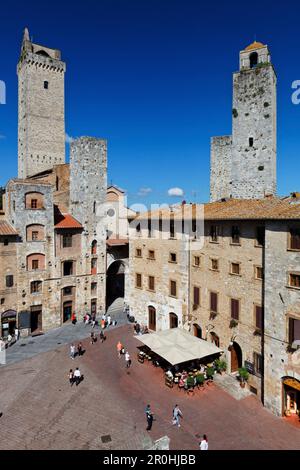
xmin=255 ymin=226 xmax=265 ymax=247
xmin=91 ymin=258 xmax=97 ymax=274
xmin=148 ymin=250 xmax=155 ymax=260
xmin=231 ymin=298 xmax=240 ymax=320
xmin=148 ymin=219 xmax=152 ymax=238
xmin=32 ymin=260 xmax=39 ymax=270
xmin=210 ymin=224 xmax=219 ymax=242
xmin=193 ymin=286 xmax=200 ymax=307
xmin=249 ymin=137 xmax=254 ymax=147
xmin=32 ymin=231 xmax=39 ymax=241
xmin=148 ymin=276 xmax=155 ymax=291
xmin=136 ymin=223 xmax=141 ymax=234
xmin=289 ymin=317 xmax=300 ymax=345
xmin=170 ymin=280 xmax=177 ymax=297
xmin=289 ymin=228 xmax=300 ymax=250
xmin=31 ymin=199 xmax=37 ymax=209
xmin=63 ymin=234 xmax=72 ymax=248
xmin=44 ymin=81 xmax=49 ymax=89
xmin=136 ymin=273 xmax=142 ymax=289
xmin=255 ymin=305 xmax=263 ymax=331
xmin=253 ymin=352 xmax=263 ymax=376
xmin=231 ymin=226 xmax=240 ymax=244
xmin=211 ymin=258 xmax=219 ymax=271
xmin=231 ymin=263 xmax=240 ymax=275
xmin=0 ymin=298 xmax=4 ymax=305
xmin=4 ymin=239 xmax=9 ymax=246
xmin=193 ymin=256 xmax=200 ymax=267
xmin=5 ymin=275 xmax=14 ymax=288
xmin=169 ymin=252 xmax=177 ymax=263
xmin=255 ymin=266 xmax=264 ymax=280
xmin=91 ymin=282 xmax=97 ymax=293
xmin=31 ymin=281 xmax=42 ymax=293
xmin=170 ymin=215 xmax=175 ymax=239
xmin=210 ymin=292 xmax=218 ymax=313
xmin=135 ymin=248 xmax=142 ymax=257
xmin=63 ymin=261 xmax=73 ymax=276
xmin=289 ymin=273 xmax=300 ymax=288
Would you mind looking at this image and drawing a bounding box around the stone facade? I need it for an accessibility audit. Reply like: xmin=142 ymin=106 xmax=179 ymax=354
xmin=17 ymin=28 xmax=66 ymax=178
xmin=210 ymin=42 xmax=277 ymax=201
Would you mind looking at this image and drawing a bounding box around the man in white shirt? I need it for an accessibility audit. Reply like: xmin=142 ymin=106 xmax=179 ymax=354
xmin=70 ymin=344 xmax=75 ymax=359
xmin=107 ymin=315 xmax=111 ymax=326
xmin=125 ymin=351 xmax=131 ymax=368
xmin=74 ymin=367 xmax=81 ymax=386
xmin=200 ymin=435 xmax=208 ymax=450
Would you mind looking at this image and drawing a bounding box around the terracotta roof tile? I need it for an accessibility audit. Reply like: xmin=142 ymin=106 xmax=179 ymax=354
xmin=54 ymin=213 xmax=83 ymax=229
xmin=0 ymin=220 xmax=18 ymax=236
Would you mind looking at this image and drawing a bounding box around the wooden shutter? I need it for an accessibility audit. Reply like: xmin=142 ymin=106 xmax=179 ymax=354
xmin=194 ymin=287 xmax=200 ymax=306
xmin=289 ymin=318 xmax=294 ymax=344
xmin=231 ymin=299 xmax=239 ymax=320
xmin=290 ymin=229 xmax=300 ymax=250
xmin=294 ymin=319 xmax=300 ymax=341
xmin=210 ymin=292 xmax=218 ymax=312
xmin=255 ymin=306 xmax=263 ymax=330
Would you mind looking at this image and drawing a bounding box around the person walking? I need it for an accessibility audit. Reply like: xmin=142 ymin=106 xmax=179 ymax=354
xmin=100 ymin=330 xmax=105 ymax=343
xmin=71 ymin=313 xmax=77 ymax=325
xmin=90 ymin=331 xmax=96 ymax=345
xmin=117 ymin=341 xmax=123 ymax=358
xmin=101 ymin=318 xmax=106 ymax=330
xmin=74 ymin=367 xmax=81 ymax=386
xmin=107 ymin=314 xmax=111 ymax=327
xmin=70 ymin=343 xmax=75 ymax=360
xmin=14 ymin=327 xmax=19 ymax=341
xmin=125 ymin=351 xmax=131 ymax=368
xmin=77 ymin=342 xmax=83 ymax=357
xmin=145 ymin=404 xmax=154 ymax=431
xmin=172 ymin=404 xmax=183 ymax=427
xmin=69 ymin=369 xmax=74 ymax=386
xmin=199 ymin=435 xmax=208 ymax=450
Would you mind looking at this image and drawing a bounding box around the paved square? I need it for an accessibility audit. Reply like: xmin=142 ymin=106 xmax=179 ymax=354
xmin=0 ymin=324 xmax=299 ymax=450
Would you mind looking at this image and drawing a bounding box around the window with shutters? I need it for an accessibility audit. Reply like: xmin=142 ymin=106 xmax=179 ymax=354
xmin=231 ymin=262 xmax=240 ymax=275
xmin=31 ymin=280 xmax=42 ymax=294
xmin=148 ymin=250 xmax=155 ymax=260
xmin=288 ymin=317 xmax=300 ymax=346
xmin=170 ymin=280 xmax=177 ymax=298
xmin=253 ymin=352 xmax=263 ymax=376
xmin=193 ymin=286 xmax=200 ymax=308
xmin=148 ymin=276 xmax=155 ymax=292
xmin=211 ymin=258 xmax=219 ymax=271
xmin=32 ymin=260 xmax=39 ymax=270
xmin=135 ymin=248 xmax=142 ymax=258
xmin=289 ymin=228 xmax=300 ymax=251
xmin=254 ymin=305 xmax=263 ymax=331
xmin=63 ymin=233 xmax=72 ymax=248
xmin=289 ymin=273 xmax=300 ymax=289
xmin=255 ymin=226 xmax=265 ymax=247
xmin=210 ymin=292 xmax=218 ymax=314
xmin=209 ymin=224 xmax=220 ymax=243
xmin=136 ymin=273 xmax=142 ymax=289
xmin=169 ymin=252 xmax=177 ymax=263
xmin=193 ymin=256 xmax=200 ymax=267
xmin=255 ymin=266 xmax=264 ymax=280
xmin=231 ymin=226 xmax=241 ymax=245
xmin=231 ymin=298 xmax=240 ymax=320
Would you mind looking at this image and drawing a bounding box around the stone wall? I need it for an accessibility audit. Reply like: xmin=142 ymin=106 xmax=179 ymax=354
xmin=210 ymin=136 xmax=232 ymax=202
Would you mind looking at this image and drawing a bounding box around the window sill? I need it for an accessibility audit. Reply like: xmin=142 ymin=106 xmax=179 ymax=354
xmin=209 ymin=269 xmax=219 ymax=273
xmin=147 ymin=289 xmax=156 ymax=293
xmin=229 ymin=272 xmax=241 ymax=277
xmin=169 ymin=295 xmax=177 ymax=299
xmin=287 ymin=248 xmax=300 ymax=253
xmin=168 ymin=261 xmax=177 ymax=264
xmin=135 ymin=286 xmax=143 ymax=290
xmin=254 ymin=244 xmax=263 ymax=248
xmin=286 ymin=285 xmax=300 ymax=291
xmin=147 ymin=258 xmax=155 ymax=261
xmin=209 ymin=240 xmax=219 ymax=244
xmin=230 ymin=242 xmax=241 ymax=247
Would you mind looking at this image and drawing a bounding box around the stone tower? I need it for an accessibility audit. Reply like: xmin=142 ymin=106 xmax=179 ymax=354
xmin=210 ymin=41 xmax=277 ymax=201
xmin=17 ymin=28 xmax=66 ymax=179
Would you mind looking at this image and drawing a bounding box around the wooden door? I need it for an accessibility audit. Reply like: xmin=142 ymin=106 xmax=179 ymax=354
xmin=148 ymin=307 xmax=156 ymax=331
xmin=169 ymin=313 xmax=178 ymax=329
xmin=231 ymin=342 xmax=242 ymax=373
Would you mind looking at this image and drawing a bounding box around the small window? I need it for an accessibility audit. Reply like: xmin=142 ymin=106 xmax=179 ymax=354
xmin=249 ymin=52 xmax=258 ymax=68
xmin=148 ymin=219 xmax=152 ymax=238
xmin=31 ymin=281 xmax=42 ymax=294
xmin=255 ymin=266 xmax=264 ymax=280
xmin=193 ymin=256 xmax=200 ymax=267
xmin=63 ymin=234 xmax=72 ymax=248
xmin=136 ymin=273 xmax=142 ymax=288
xmin=148 ymin=276 xmax=155 ymax=291
xmin=210 ymin=292 xmax=218 ymax=314
xmin=169 ymin=252 xmax=177 ymax=263
xmin=6 ymin=275 xmax=14 ymax=288
xmin=255 ymin=305 xmax=263 ymax=331
xmin=148 ymin=250 xmax=155 ymax=260
xmin=91 ymin=258 xmax=97 ymax=274
xmin=63 ymin=286 xmax=73 ymax=296
xmin=135 ymin=248 xmax=142 ymax=257
xmin=231 ymin=263 xmax=240 ymax=275
xmin=170 ymin=280 xmax=177 ymax=297
xmin=249 ymin=137 xmax=254 ymax=147
xmin=91 ymin=282 xmax=97 ymax=293
xmin=4 ymin=239 xmax=9 ymax=246
xmin=32 ymin=231 xmax=39 ymax=241
xmin=193 ymin=286 xmax=200 ymax=307
xmin=31 ymin=199 xmax=38 ymax=209
xmin=231 ymin=298 xmax=240 ymax=320
xmin=289 ymin=317 xmax=300 ymax=345
xmin=91 ymin=240 xmax=97 ymax=255
xmin=170 ymin=216 xmax=175 ymax=239
xmin=0 ymin=298 xmax=4 ymax=305
xmin=289 ymin=273 xmax=300 ymax=288
xmin=32 ymin=260 xmax=39 ymax=270
xmin=44 ymin=81 xmax=49 ymax=89
xmin=211 ymin=258 xmax=219 ymax=271
xmin=136 ymin=223 xmax=141 ymax=234
xmin=210 ymin=224 xmax=219 ymax=242
xmin=231 ymin=226 xmax=240 ymax=244
xmin=63 ymin=261 xmax=73 ymax=276
xmin=255 ymin=226 xmax=265 ymax=247
xmin=253 ymin=352 xmax=263 ymax=376
xmin=289 ymin=228 xmax=300 ymax=250
xmin=93 ymin=201 xmax=96 ymax=214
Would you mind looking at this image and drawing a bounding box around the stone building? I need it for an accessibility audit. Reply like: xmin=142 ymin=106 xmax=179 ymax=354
xmin=210 ymin=41 xmax=277 ymax=201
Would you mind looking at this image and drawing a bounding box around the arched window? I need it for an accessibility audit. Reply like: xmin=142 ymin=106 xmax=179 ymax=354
xmin=91 ymin=240 xmax=97 ymax=255
xmin=193 ymin=323 xmax=202 ymax=338
xmin=169 ymin=312 xmax=178 ymax=329
xmin=26 ymin=253 xmax=45 ymax=271
xmin=148 ymin=306 xmax=156 ymax=331
xmin=210 ymin=332 xmax=220 ymax=348
xmin=25 ymin=192 xmax=44 ymax=210
xmin=26 ymin=224 xmax=45 ymax=242
xmin=250 ymin=52 xmax=258 ymax=68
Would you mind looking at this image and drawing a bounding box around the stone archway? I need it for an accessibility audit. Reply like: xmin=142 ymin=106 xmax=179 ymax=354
xmin=230 ymin=341 xmax=242 ymax=373
xmin=106 ymin=260 xmax=125 ymax=310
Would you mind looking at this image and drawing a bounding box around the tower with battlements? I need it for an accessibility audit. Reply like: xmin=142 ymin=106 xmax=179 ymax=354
xmin=17 ymin=28 xmax=66 ymax=178
xmin=210 ymin=41 xmax=277 ymax=201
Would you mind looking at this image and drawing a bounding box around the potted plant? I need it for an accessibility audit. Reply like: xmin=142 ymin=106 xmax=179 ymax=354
xmin=206 ymin=367 xmax=215 ymax=381
xmin=238 ymin=367 xmax=249 ymax=388
xmin=215 ymin=359 xmax=227 ymax=375
xmin=196 ymin=373 xmax=205 ymax=388
xmin=186 ymin=375 xmax=195 ymax=390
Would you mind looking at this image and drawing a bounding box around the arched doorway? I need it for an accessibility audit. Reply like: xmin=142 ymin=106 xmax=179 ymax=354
xmin=1 ymin=310 xmax=17 ymax=338
xmin=230 ymin=341 xmax=242 ymax=373
xmin=148 ymin=306 xmax=156 ymax=331
xmin=282 ymin=377 xmax=300 ymax=417
xmin=106 ymin=260 xmax=125 ymax=309
xmin=169 ymin=312 xmax=178 ymax=329
xmin=210 ymin=332 xmax=220 ymax=347
xmin=63 ymin=301 xmax=72 ymax=323
xmin=193 ymin=323 xmax=202 ymax=338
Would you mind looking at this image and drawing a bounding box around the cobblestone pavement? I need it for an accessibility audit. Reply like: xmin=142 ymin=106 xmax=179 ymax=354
xmin=0 ymin=324 xmax=300 ymax=450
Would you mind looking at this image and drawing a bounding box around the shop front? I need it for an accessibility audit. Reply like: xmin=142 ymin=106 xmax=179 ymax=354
xmin=1 ymin=310 xmax=17 ymax=338
xmin=283 ymin=377 xmax=300 ymax=418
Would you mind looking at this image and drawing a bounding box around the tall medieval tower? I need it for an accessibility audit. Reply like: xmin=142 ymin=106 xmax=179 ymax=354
xmin=210 ymin=42 xmax=277 ymax=201
xmin=17 ymin=28 xmax=66 ymax=179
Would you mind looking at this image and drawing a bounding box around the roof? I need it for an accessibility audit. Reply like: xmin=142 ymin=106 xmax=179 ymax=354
xmin=106 ymin=238 xmax=129 ymax=247
xmin=135 ymin=197 xmax=300 ymax=222
xmin=0 ymin=220 xmax=18 ymax=236
xmin=135 ymin=328 xmax=222 ymax=365
xmin=244 ymin=41 xmax=266 ymax=51
xmin=54 ymin=213 xmax=83 ymax=229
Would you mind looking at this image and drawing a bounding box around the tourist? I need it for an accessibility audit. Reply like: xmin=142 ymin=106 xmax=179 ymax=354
xmin=200 ymin=435 xmax=208 ymax=450
xmin=69 ymin=369 xmax=74 ymax=386
xmin=172 ymin=404 xmax=183 ymax=427
xmin=125 ymin=351 xmax=131 ymax=368
xmin=84 ymin=314 xmax=90 ymax=326
xmin=71 ymin=312 xmax=77 ymax=325
xmin=91 ymin=316 xmax=96 ymax=329
xmin=70 ymin=343 xmax=75 ymax=360
xmin=145 ymin=404 xmax=154 ymax=431
xmin=101 ymin=318 xmax=106 ymax=329
xmin=90 ymin=331 xmax=96 ymax=345
xmin=166 ymin=369 xmax=174 ymax=380
xmin=100 ymin=330 xmax=105 ymax=343
xmin=77 ymin=342 xmax=83 ymax=357
xmin=117 ymin=341 xmax=122 ymax=358
xmin=107 ymin=314 xmax=111 ymax=327
xmin=74 ymin=367 xmax=82 ymax=386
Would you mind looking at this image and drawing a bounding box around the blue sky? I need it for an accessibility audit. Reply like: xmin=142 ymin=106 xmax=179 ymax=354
xmin=0 ymin=0 xmax=299 ymax=207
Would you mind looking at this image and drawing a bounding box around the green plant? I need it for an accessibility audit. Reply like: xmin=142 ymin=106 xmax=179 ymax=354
xmin=215 ymin=359 xmax=227 ymax=373
xmin=206 ymin=367 xmax=215 ymax=380
xmin=186 ymin=376 xmax=195 ymax=389
xmin=230 ymin=319 xmax=238 ymax=328
xmin=196 ymin=373 xmax=205 ymax=386
xmin=238 ymin=367 xmax=249 ymax=382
